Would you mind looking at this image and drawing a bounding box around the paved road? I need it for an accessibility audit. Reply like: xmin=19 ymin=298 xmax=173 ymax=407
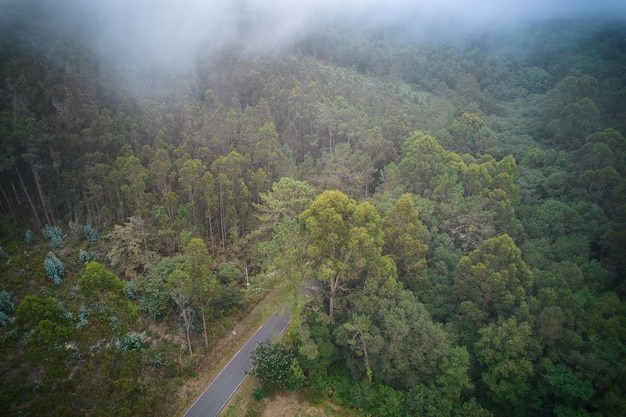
xmin=183 ymin=310 xmax=291 ymax=417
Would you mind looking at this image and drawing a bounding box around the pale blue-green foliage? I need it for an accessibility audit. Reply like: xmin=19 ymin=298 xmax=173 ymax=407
xmin=56 ymin=300 xmax=75 ymax=320
xmin=44 ymin=252 xmax=65 ymax=285
xmin=77 ymin=305 xmax=90 ymax=329
xmin=116 ymin=332 xmax=145 ymax=351
xmin=25 ymin=229 xmax=35 ymax=246
xmin=42 ymin=224 xmax=66 ymax=249
xmin=0 ymin=246 xmax=7 ymax=258
xmin=83 ymin=224 xmax=99 ymax=243
xmin=149 ymin=352 xmax=166 ymax=368
xmin=0 ymin=312 xmax=10 ymax=328
xmin=0 ymin=290 xmax=16 ymax=328
xmin=125 ymin=282 xmax=138 ymax=300
xmin=78 ymin=249 xmax=100 ymax=264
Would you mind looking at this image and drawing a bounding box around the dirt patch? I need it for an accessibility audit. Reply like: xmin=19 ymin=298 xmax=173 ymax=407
xmin=260 ymin=392 xmax=332 ymax=417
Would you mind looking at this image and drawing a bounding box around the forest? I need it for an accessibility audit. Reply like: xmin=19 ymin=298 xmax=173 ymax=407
xmin=0 ymin=1 xmax=625 ymax=416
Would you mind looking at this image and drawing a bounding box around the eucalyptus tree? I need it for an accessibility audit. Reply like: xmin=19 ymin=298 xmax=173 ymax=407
xmin=381 ymin=193 xmax=428 ymax=290
xmin=300 ymin=190 xmax=383 ymax=320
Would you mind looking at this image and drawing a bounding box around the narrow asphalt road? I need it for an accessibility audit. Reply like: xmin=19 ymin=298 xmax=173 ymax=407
xmin=183 ymin=309 xmax=291 ymax=417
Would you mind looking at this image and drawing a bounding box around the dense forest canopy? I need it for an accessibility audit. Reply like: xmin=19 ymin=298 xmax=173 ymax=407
xmin=0 ymin=0 xmax=625 ymax=416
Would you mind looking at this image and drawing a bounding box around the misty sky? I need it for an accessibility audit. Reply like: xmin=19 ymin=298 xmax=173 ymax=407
xmin=3 ymin=0 xmax=626 ymax=74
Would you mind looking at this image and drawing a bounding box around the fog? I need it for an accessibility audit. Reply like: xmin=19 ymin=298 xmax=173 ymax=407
xmin=3 ymin=0 xmax=626 ymax=76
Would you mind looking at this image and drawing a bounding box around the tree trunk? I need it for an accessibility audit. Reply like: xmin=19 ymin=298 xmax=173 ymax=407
xmin=207 ymin=210 xmax=216 ymax=259
xmin=219 ymin=183 xmax=226 ymax=250
xmin=201 ymin=308 xmax=209 ymax=349
xmin=16 ymin=167 xmax=42 ymax=228
xmin=0 ymin=183 xmax=18 ymax=221
xmin=362 ymin=338 xmax=372 ymax=384
xmin=329 ymin=275 xmax=339 ymax=321
xmin=30 ymin=162 xmax=53 ymax=225
xmin=185 ymin=323 xmax=193 ymax=357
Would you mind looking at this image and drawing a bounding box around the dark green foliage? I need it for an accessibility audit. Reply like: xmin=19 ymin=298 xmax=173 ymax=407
xmin=217 ymin=261 xmax=242 ymax=285
xmin=140 ymin=255 xmax=186 ymax=320
xmin=249 ymin=341 xmax=305 ymax=391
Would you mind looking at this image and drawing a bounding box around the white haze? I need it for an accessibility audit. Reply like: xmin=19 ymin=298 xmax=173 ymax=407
xmin=3 ymin=0 xmax=626 ymax=76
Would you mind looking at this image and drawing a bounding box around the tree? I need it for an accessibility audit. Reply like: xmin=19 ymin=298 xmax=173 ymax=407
xmin=300 ymin=190 xmax=383 ymax=320
xmin=44 ymin=252 xmax=65 ymax=285
xmin=317 ymin=143 xmax=376 ymax=199
xmin=211 ymin=151 xmax=251 ymax=248
xmin=382 ymin=193 xmax=428 ymax=290
xmin=78 ymin=262 xmax=138 ymax=340
xmin=398 ymin=132 xmax=448 ymax=195
xmin=105 ymin=216 xmax=159 ymax=281
xmin=332 ymin=256 xmax=471 ymax=402
xmin=184 ymin=238 xmax=219 ymax=349
xmin=10 ymin=116 xmax=55 ymax=226
xmin=253 ymin=177 xmax=315 ymax=239
xmin=149 ymin=148 xmax=175 ymax=220
xmin=12 ymin=295 xmax=75 ymax=364
xmin=178 ymin=157 xmax=212 ymax=234
xmin=336 ymin=313 xmax=379 ymax=384
xmin=474 ymin=317 xmax=540 ymax=410
xmin=253 ymin=122 xmax=290 ymax=180
xmin=454 ymin=234 xmax=532 ymax=325
xmin=119 ymin=155 xmax=151 ymax=218
xmin=539 ymin=75 xmax=600 ymax=150
xmin=167 ymin=268 xmax=195 ymax=357
xmin=444 ymin=112 xmax=495 ymax=155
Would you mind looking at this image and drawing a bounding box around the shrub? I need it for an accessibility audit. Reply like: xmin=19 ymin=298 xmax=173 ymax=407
xmin=25 ymin=229 xmax=35 ymax=246
xmin=44 ymin=252 xmax=65 ymax=285
xmin=83 ymin=224 xmax=99 ymax=243
xmin=0 ymin=287 xmax=17 ymax=329
xmin=42 ymin=224 xmax=66 ymax=249
xmin=125 ymin=282 xmax=138 ymax=300
xmin=78 ymin=249 xmax=100 ymax=263
xmin=116 ymin=332 xmax=145 ymax=351
xmin=149 ymin=352 xmax=166 ymax=369
xmin=0 ymin=311 xmax=11 ymax=328
xmin=218 ymin=262 xmax=242 ymax=285
xmin=0 ymin=290 xmax=15 ymax=315
xmin=249 ymin=342 xmax=305 ymax=391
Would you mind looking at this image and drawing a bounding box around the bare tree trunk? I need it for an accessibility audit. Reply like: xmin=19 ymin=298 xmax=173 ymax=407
xmin=0 ymin=183 xmax=18 ymax=221
xmin=219 ymin=183 xmax=226 ymax=250
xmin=16 ymin=167 xmax=42 ymax=228
xmin=207 ymin=210 xmax=216 ymax=259
xmin=201 ymin=308 xmax=209 ymax=349
xmin=329 ymin=275 xmax=339 ymax=321
xmin=362 ymin=338 xmax=372 ymax=384
xmin=30 ymin=162 xmax=53 ymax=225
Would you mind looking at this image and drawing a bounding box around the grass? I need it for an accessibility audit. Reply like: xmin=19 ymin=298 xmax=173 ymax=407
xmin=221 ymin=386 xmax=365 ymax=417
